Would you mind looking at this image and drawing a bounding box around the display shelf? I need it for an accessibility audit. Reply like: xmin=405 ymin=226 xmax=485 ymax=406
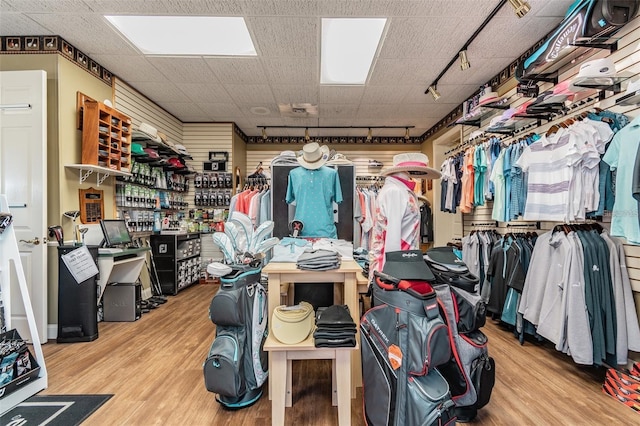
xmin=150 ymin=233 xmax=201 ymax=295
xmin=131 ymin=131 xmax=193 ymax=160
xmin=616 ymin=91 xmax=640 ymax=106
xmin=571 ymin=75 xmax=631 ymax=94
xmin=519 ymin=37 xmax=620 ymax=83
xmin=81 ymin=99 xmax=132 ymax=172
xmin=448 ymin=108 xmax=498 ymax=128
xmin=66 ymin=164 xmax=132 ymax=186
xmin=476 ymin=99 xmax=510 ymax=110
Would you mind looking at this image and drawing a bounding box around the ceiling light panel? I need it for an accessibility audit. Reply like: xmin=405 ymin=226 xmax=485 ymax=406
xmin=321 ymin=18 xmax=387 ymax=85
xmin=105 ymin=16 xmax=257 ymax=56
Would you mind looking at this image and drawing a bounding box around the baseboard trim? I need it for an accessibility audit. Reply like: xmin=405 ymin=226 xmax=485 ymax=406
xmin=47 ymin=324 xmax=57 ymax=340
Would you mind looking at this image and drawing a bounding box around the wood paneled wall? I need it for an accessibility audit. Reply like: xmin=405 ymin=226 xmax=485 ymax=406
xmin=182 ymin=123 xmax=235 ymax=263
xmin=114 ymin=78 xmax=183 ymax=145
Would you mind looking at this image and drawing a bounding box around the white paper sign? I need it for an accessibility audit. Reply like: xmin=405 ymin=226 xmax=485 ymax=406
xmin=61 ymin=245 xmax=99 ymax=284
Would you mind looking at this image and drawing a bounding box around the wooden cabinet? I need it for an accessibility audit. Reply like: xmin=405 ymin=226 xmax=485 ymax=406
xmin=81 ymin=100 xmax=132 ymax=172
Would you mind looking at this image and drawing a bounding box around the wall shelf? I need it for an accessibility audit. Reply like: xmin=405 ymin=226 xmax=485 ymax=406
xmin=66 ymin=164 xmax=132 ymax=186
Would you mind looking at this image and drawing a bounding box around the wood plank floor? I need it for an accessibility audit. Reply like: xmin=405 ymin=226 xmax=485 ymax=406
xmin=37 ymin=283 xmax=639 ymax=425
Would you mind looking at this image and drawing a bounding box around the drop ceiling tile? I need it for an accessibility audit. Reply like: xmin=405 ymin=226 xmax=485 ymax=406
xmin=0 ymin=0 xmax=581 ymax=137
xmin=239 ymin=103 xmax=280 ymax=118
xmin=439 ymin=57 xmax=513 ymax=86
xmin=91 ymin=55 xmax=167 ymax=82
xmin=4 ymin=0 xmax=92 ymax=12
xmin=0 ymin=1 xmax=16 ymax=11
xmin=27 ymin=13 xmax=139 ymax=55
xmin=318 ymin=104 xmax=359 ymax=119
xmin=356 ymin=104 xmax=407 ymax=119
xmin=176 ymin=83 xmax=233 ymax=104
xmin=320 ymin=0 xmax=498 ymax=17
xmin=369 ymin=58 xmax=446 ymax=86
xmin=318 ymin=118 xmax=360 ymax=127
xmin=261 ymin=57 xmax=318 ymax=85
xmin=241 ymin=0 xmax=319 ymax=16
xmin=204 ymin=58 xmax=268 ymax=84
xmin=436 ymin=83 xmax=482 ymax=102
xmin=0 ymin=13 xmax=53 ymax=34
xmin=251 ymin=116 xmax=288 ymax=127
xmin=379 ymin=17 xmax=477 ymax=59
xmin=361 ymin=86 xmax=412 ymax=104
xmin=533 ymin=0 xmax=578 ymax=17
xmin=129 ymin=82 xmax=192 ymax=103
xmin=161 ymin=103 xmax=208 ymax=121
xmin=271 ymin=85 xmax=319 ymax=104
xmin=411 ymin=127 xmax=429 ymax=136
xmin=248 ymin=17 xmax=317 ymax=58
xmin=283 ymin=117 xmax=320 ymax=127
xmin=470 ymin=17 xmax=562 ymax=59
xmin=401 ymin=86 xmax=441 ymax=104
xmin=224 ymin=84 xmax=276 ymax=104
xmin=83 ymin=0 xmax=243 ymax=14
xmin=197 ymin=103 xmax=244 ymax=119
xmin=147 ymin=57 xmax=219 ymax=83
xmin=319 ymin=86 xmax=365 ymax=104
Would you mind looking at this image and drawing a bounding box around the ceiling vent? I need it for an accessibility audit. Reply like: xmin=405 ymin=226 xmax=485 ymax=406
xmin=278 ymin=103 xmax=318 ymax=118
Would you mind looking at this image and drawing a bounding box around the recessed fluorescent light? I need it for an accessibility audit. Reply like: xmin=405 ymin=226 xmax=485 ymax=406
xmin=321 ymin=18 xmax=387 ymax=85
xmin=104 ymin=16 xmax=256 ymax=56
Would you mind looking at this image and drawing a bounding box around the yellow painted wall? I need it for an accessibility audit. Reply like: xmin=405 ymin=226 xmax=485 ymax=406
xmin=1 ymin=53 xmax=114 ymax=323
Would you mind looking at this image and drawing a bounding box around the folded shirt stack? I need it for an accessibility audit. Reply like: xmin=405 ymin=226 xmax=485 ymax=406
xmin=296 ymin=248 xmax=341 ymax=271
xmin=313 ymin=305 xmax=357 ymax=348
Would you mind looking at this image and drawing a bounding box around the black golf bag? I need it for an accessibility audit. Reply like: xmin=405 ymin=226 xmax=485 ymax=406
xmin=360 ymin=272 xmax=456 ymax=425
xmin=203 ymin=265 xmax=268 ymax=409
xmin=426 ymin=247 xmax=495 ymax=422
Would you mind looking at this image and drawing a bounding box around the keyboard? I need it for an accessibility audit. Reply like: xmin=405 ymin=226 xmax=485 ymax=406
xmin=99 ymin=247 xmax=123 ymax=254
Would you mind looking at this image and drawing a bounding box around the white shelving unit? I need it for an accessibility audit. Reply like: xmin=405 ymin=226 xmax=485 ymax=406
xmin=0 ymin=194 xmax=48 ymax=413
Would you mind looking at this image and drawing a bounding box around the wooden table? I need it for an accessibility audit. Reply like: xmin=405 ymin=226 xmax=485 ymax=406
xmin=264 ymin=334 xmax=356 ymax=426
xmin=263 ymin=260 xmax=363 ymax=397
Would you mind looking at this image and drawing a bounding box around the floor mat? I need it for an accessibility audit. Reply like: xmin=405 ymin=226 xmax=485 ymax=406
xmin=1 ymin=394 xmax=112 ymax=425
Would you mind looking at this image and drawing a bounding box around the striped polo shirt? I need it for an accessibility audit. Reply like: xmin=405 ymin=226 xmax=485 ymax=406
xmin=516 ymin=129 xmax=581 ymax=221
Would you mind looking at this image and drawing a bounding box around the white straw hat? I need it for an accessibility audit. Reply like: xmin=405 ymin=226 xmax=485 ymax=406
xmin=296 ymin=142 xmax=330 ymax=170
xmin=133 ymin=123 xmax=162 ymax=143
xmin=380 ymin=152 xmax=441 ymax=179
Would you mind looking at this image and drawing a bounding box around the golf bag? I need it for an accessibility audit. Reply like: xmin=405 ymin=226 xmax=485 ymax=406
xmin=360 ymin=273 xmax=456 ymax=426
xmin=426 ymin=247 xmax=494 ymax=422
xmin=203 ymin=265 xmax=268 ymax=409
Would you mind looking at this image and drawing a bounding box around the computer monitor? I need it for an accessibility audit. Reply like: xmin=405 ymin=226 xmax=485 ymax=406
xmin=100 ymin=219 xmax=132 ymax=247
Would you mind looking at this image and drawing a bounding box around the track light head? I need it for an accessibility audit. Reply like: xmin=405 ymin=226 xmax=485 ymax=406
xmin=404 ymin=128 xmax=410 ymax=140
xmin=304 ymin=127 xmax=310 ymax=141
xmin=428 ymin=85 xmax=441 ymax=101
xmin=261 ymin=127 xmax=268 ymax=140
xmin=508 ymin=0 xmax=531 ymax=18
xmin=459 ymin=50 xmax=471 ymax=71
xmin=367 ymin=128 xmax=373 ymax=141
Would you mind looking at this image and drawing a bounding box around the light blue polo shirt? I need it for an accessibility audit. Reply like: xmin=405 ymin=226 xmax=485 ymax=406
xmin=286 ymin=165 xmax=343 ymax=238
xmin=602 ymin=115 xmax=640 ymax=244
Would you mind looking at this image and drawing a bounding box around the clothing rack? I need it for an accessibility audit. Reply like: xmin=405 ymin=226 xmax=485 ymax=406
xmin=471 ymin=222 xmax=498 ymax=227
xmin=506 ymin=222 xmax=541 ymax=229
xmin=243 ymin=176 xmax=270 ymax=190
xmin=356 ymin=175 xmax=384 ymax=181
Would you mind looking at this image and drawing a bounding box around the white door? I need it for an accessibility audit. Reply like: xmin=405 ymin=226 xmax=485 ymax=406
xmin=0 ymin=70 xmax=48 ymax=343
